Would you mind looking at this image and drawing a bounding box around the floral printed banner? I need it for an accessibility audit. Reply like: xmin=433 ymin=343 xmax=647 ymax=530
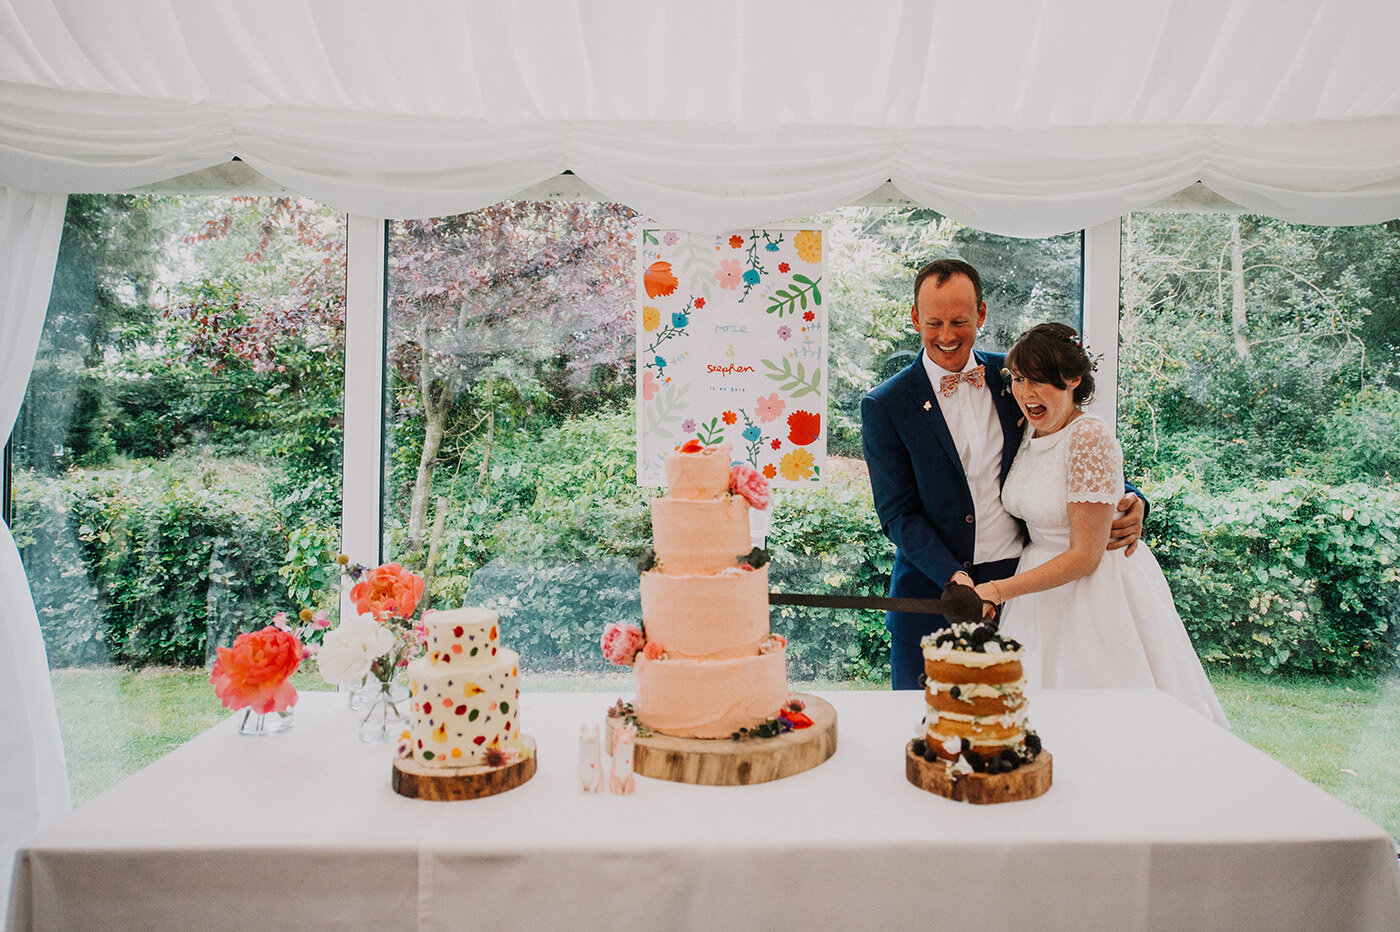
xmin=636 ymin=225 xmax=827 ymax=488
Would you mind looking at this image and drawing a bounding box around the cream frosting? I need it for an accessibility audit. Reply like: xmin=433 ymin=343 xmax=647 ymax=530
xmin=640 ymin=565 xmax=769 ymax=659
xmin=633 ymin=648 xmax=787 ymax=739
xmin=650 ymin=496 xmax=752 ymax=574
xmin=664 ymin=444 xmax=734 ymax=500
xmin=407 ymin=608 xmax=520 ymax=767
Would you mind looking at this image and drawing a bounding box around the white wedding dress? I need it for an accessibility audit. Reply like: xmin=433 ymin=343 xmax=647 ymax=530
xmin=999 ymin=414 xmax=1228 ymax=726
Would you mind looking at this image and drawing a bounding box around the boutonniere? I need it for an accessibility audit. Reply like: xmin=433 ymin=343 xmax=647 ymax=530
xmin=923 ymin=400 xmax=932 ymax=411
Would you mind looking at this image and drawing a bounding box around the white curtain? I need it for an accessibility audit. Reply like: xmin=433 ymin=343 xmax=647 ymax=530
xmin=1 ymin=0 xmax=1398 ymax=235
xmin=0 ymin=186 xmax=70 ymax=920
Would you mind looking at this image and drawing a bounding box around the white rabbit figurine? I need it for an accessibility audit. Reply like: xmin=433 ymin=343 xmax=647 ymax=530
xmin=609 ymin=722 xmax=636 ymax=795
xmin=578 ymin=723 xmax=605 ymax=794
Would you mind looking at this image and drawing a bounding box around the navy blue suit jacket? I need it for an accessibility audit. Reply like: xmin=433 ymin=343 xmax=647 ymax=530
xmin=861 ymin=350 xmax=1023 ymax=640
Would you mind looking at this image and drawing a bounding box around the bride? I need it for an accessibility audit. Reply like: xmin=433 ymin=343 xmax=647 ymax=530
xmin=973 ymin=322 xmax=1227 ymax=726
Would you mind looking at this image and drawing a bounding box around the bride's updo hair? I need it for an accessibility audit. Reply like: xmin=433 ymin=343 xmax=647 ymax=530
xmin=1006 ymin=322 xmax=1095 ymax=405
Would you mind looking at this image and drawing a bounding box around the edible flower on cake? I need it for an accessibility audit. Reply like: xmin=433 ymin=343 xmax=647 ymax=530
xmin=602 ymin=622 xmax=646 ymax=665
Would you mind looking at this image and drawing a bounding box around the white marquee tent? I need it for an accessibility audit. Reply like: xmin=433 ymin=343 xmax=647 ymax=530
xmin=4 ymin=0 xmax=1400 ymax=904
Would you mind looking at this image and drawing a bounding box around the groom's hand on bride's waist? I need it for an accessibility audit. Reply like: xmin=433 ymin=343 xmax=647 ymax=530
xmin=1107 ymin=493 xmax=1145 ymax=556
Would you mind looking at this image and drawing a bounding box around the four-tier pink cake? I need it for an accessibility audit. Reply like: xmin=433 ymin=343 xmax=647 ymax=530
xmin=624 ymin=443 xmax=788 ymax=738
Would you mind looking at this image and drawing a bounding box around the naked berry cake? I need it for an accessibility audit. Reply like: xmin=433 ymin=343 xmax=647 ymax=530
xmin=910 ymin=621 xmax=1044 ymax=777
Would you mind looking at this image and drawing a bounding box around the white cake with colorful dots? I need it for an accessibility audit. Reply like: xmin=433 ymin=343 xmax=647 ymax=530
xmin=405 ymin=606 xmax=522 ymax=767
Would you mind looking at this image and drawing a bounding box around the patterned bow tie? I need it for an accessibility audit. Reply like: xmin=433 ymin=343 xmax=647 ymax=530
xmin=939 ymin=365 xmax=985 ymax=398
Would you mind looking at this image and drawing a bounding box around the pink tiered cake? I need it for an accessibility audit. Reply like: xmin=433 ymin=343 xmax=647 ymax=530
xmin=624 ymin=444 xmax=787 ymax=738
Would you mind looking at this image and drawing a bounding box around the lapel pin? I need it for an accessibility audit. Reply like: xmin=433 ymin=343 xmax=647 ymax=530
xmin=923 ymin=400 xmax=932 ymax=411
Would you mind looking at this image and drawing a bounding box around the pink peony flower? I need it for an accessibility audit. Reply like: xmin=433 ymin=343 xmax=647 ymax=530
xmin=729 ymin=464 xmax=772 ymax=510
xmin=601 ymin=623 xmax=646 ymax=665
xmin=209 ymin=626 xmax=303 ymax=714
xmin=643 ymin=641 xmax=666 ymax=661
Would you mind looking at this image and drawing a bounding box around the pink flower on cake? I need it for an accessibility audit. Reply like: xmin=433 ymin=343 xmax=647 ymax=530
xmin=728 ymin=464 xmax=771 ymax=510
xmin=601 ymin=623 xmax=646 ymax=666
xmin=643 ymin=641 xmax=667 ymax=661
xmin=209 ymin=625 xmax=303 ymax=714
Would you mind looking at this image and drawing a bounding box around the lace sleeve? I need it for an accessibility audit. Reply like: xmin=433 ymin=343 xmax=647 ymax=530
xmin=1066 ymin=415 xmax=1124 ymax=504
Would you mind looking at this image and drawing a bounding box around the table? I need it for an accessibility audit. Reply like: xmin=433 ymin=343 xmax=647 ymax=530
xmin=8 ymin=689 xmax=1400 ymax=931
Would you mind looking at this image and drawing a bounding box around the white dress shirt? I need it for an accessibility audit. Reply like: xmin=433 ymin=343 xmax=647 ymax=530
xmin=921 ymin=350 xmax=1024 ymax=564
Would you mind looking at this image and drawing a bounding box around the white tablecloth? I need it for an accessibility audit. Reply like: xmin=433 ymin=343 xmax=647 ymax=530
xmin=8 ymin=689 xmax=1400 ymax=931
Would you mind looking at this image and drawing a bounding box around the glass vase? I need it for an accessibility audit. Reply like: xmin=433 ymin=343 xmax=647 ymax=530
xmin=240 ymin=707 xmax=294 ymax=737
xmin=358 ymin=671 xmax=410 ymax=744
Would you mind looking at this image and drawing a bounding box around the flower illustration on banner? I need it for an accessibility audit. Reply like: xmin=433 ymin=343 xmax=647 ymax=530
xmin=722 ymin=410 xmax=738 ymax=425
xmin=642 ymin=306 xmax=660 ymax=332
xmin=779 ymin=448 xmax=815 ymax=481
xmin=794 ymin=230 xmax=822 ymax=263
xmin=777 ymin=326 xmax=791 ymax=341
xmin=728 ymin=234 xmax=745 ymax=248
xmin=672 ymin=311 xmax=689 ymax=328
xmin=682 ymin=418 xmax=696 ymax=433
xmin=771 ymin=438 xmax=782 ymax=450
xmin=762 ymin=463 xmax=778 ymax=479
xmin=715 ymin=259 xmax=743 ymax=290
xmin=787 ymin=410 xmax=821 ymax=445
xmin=663 ymin=232 xmax=679 ymax=246
xmin=694 ymin=297 xmax=705 ymax=309
xmin=644 ymin=261 xmax=679 ymax=298
xmin=755 ymin=392 xmax=785 ymax=423
xmin=779 ymin=262 xmax=790 ymax=273
xmin=742 ymin=424 xmax=761 ymax=442
xmin=742 ymin=269 xmax=761 ymax=287
xmin=803 ymin=310 xmax=815 ymax=322
xmin=642 ymin=370 xmax=660 ymax=400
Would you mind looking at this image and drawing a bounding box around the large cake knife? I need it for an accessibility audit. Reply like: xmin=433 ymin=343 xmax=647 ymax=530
xmin=768 ymin=582 xmax=994 ymax=626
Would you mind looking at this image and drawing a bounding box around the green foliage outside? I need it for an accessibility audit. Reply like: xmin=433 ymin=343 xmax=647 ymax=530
xmin=12 ymin=198 xmax=1400 ymax=684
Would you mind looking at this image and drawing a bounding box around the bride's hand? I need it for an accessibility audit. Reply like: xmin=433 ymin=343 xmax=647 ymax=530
xmin=973 ymin=582 xmax=1002 ymax=617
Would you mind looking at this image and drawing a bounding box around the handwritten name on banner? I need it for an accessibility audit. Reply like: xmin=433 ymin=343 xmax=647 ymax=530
xmin=636 ymin=226 xmax=828 ymax=488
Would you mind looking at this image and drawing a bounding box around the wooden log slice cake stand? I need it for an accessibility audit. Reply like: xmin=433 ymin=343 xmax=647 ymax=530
xmin=905 ymin=741 xmax=1052 ymax=804
xmin=392 ymin=736 xmax=537 ymax=801
xmin=607 ymin=693 xmax=837 ymax=786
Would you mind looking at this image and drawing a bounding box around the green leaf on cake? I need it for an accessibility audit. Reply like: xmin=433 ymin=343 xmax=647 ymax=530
xmin=737 ymin=547 xmax=770 ymax=569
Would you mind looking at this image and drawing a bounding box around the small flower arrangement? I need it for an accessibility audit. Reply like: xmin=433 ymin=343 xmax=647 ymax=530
xmin=319 ymin=558 xmax=427 ymax=687
xmin=732 ymin=696 xmax=814 ymax=740
xmin=319 ymin=557 xmax=430 ymax=739
xmin=210 ymin=609 xmax=329 ymax=734
xmin=209 ymin=625 xmax=304 ymax=716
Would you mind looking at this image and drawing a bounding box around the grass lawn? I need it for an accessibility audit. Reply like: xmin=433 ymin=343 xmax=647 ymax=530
xmin=48 ymin=666 xmax=1400 ymax=841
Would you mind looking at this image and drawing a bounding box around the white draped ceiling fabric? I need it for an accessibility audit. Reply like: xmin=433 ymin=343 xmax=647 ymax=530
xmin=3 ymin=0 xmax=1400 ymax=914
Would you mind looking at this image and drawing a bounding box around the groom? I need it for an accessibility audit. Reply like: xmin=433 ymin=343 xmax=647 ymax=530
xmin=861 ymin=258 xmax=1146 ymax=689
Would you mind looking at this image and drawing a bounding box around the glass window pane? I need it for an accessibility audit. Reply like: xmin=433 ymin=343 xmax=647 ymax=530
xmin=382 ymin=202 xmax=1082 ymax=690
xmin=11 ymin=194 xmax=346 ymax=803
xmin=1120 ymin=211 xmax=1400 ymax=841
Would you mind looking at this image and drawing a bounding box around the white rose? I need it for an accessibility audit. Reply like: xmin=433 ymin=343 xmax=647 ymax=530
xmin=317 ymin=615 xmax=395 ymax=686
